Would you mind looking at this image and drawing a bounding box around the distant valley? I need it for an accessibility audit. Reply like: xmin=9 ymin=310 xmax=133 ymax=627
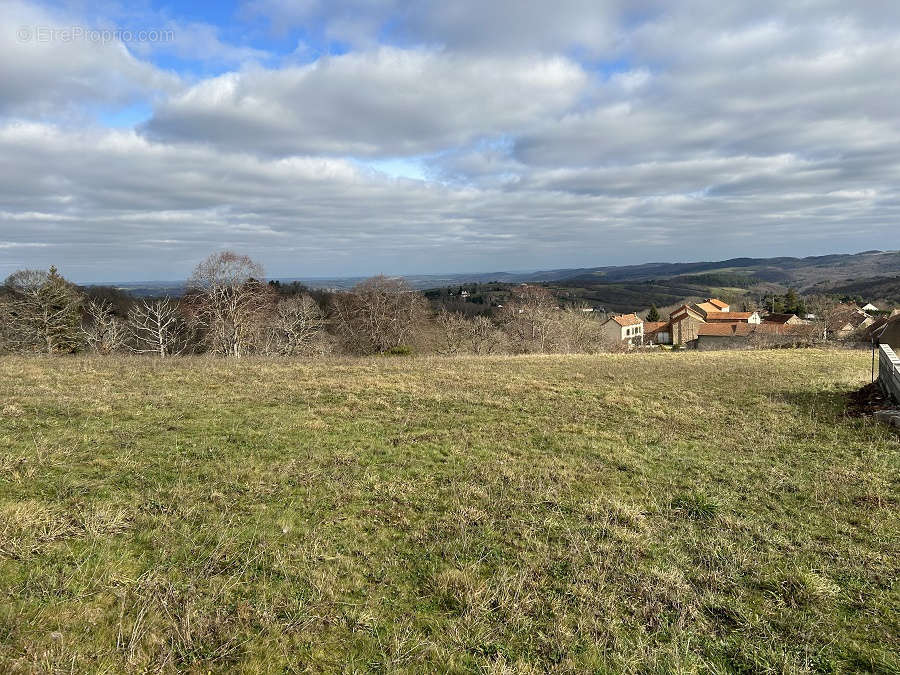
xmin=105 ymin=249 xmax=900 ymax=312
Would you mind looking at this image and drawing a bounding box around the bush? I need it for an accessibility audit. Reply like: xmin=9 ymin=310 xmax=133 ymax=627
xmin=383 ymin=344 xmax=414 ymax=356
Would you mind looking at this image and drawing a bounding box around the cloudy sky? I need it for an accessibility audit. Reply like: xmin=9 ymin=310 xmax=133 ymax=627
xmin=2 ymin=0 xmax=898 ymax=282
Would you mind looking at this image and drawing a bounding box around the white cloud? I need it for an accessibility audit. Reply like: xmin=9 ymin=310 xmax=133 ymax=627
xmin=0 ymin=121 xmax=895 ymax=281
xmin=0 ymin=1 xmax=179 ymax=118
xmin=144 ymin=47 xmax=587 ymax=157
xmin=242 ymin=0 xmax=641 ymax=55
xmin=2 ymin=0 xmax=899 ymax=280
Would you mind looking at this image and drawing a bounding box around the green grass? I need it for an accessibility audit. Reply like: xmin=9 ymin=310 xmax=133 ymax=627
xmin=1 ymin=350 xmax=898 ymax=673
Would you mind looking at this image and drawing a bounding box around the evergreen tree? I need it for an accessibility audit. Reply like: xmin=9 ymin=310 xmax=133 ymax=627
xmin=4 ymin=266 xmax=83 ymax=354
xmin=783 ymin=288 xmax=800 ymax=315
xmin=647 ymin=304 xmax=660 ymax=322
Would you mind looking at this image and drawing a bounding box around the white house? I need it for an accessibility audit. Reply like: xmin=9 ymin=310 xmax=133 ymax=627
xmin=600 ymin=313 xmax=643 ymax=346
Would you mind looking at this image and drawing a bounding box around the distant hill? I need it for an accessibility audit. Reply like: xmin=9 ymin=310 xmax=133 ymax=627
xmin=811 ymin=275 xmax=900 ymax=306
xmin=405 ymin=250 xmax=900 ymax=290
xmin=546 ymin=250 xmax=900 ymax=286
xmin=416 ymin=250 xmax=900 ymax=313
xmin=101 ymin=250 xmax=900 ymax=311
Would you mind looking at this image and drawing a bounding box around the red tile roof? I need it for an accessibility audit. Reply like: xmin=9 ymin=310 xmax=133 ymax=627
xmin=762 ymin=313 xmax=797 ymax=324
xmin=670 ymin=305 xmax=704 ymax=322
xmin=611 ymin=313 xmax=642 ymax=327
xmin=694 ymin=302 xmax=721 ymax=315
xmin=705 ymin=312 xmax=755 ymax=321
xmin=707 ymin=298 xmax=729 ymax=309
xmin=642 ymin=321 xmax=668 ymax=333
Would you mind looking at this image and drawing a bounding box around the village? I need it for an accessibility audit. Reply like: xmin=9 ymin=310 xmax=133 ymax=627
xmin=598 ymin=298 xmax=900 ymax=351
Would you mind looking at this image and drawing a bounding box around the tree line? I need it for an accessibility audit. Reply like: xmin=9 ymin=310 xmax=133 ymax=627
xmin=0 ymin=251 xmax=625 ymax=358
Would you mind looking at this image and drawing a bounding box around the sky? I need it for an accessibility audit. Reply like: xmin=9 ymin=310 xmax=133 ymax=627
xmin=1 ymin=0 xmax=899 ymax=282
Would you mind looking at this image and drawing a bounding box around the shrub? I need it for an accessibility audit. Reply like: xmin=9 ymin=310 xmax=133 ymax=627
xmin=383 ymin=344 xmax=414 ymax=356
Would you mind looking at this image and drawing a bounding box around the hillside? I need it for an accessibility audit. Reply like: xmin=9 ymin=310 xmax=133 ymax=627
xmin=1 ymin=352 xmax=897 ymax=671
xmin=422 ymin=251 xmax=900 ymax=313
xmin=809 ymin=275 xmax=900 ymax=307
xmin=104 ymin=250 xmax=900 ymax=299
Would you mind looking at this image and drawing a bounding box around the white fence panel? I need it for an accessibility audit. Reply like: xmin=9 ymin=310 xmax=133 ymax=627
xmin=879 ymin=344 xmax=900 ymax=402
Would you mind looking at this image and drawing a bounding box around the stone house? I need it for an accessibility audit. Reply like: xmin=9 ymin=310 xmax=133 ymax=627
xmin=642 ymin=320 xmax=670 ymax=345
xmin=668 ymin=305 xmax=706 ymax=346
xmin=696 ymin=322 xmax=813 ymax=351
xmin=692 ymin=298 xmax=730 ymax=317
xmin=831 ymin=304 xmax=875 ymax=338
xmin=873 ymin=314 xmax=900 ymax=350
xmin=762 ymin=313 xmax=807 ymax=325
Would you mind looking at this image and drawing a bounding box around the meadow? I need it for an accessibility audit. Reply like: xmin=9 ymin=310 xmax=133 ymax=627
xmin=0 ymin=350 xmax=897 ymax=673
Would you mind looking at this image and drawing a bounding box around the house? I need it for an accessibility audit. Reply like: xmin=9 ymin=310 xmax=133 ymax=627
xmin=704 ymin=311 xmax=761 ymax=324
xmin=696 ymin=322 xmax=813 ymax=351
xmin=831 ymin=304 xmax=874 ymax=338
xmin=668 ymin=304 xmax=706 ymax=345
xmin=762 ymin=313 xmax=806 ymax=325
xmin=874 ymin=315 xmax=900 ymax=350
xmin=643 ymin=321 xmax=670 ymax=345
xmin=692 ymin=298 xmax=731 ymax=318
xmin=696 ymin=322 xmax=755 ymax=350
xmin=600 ymin=313 xmax=643 ymax=346
xmin=862 ymin=303 xmax=879 ymax=313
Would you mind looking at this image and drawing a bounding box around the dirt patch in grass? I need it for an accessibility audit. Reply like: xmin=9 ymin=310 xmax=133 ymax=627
xmin=845 ymin=381 xmax=896 ymax=417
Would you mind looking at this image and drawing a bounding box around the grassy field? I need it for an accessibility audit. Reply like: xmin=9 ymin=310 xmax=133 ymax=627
xmin=0 ymin=350 xmax=898 ymax=673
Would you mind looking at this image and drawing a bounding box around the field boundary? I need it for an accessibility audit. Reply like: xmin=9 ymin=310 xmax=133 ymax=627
xmin=879 ymin=344 xmax=900 ymax=402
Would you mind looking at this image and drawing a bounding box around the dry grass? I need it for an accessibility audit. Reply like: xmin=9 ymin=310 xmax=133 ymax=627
xmin=0 ymin=350 xmax=898 ymax=672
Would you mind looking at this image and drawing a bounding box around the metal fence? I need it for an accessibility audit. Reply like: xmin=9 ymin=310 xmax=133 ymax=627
xmin=879 ymin=344 xmax=900 ymax=402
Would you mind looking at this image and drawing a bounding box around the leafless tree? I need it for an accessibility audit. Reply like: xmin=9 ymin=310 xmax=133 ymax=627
xmin=128 ymin=298 xmax=186 ymax=357
xmin=262 ymin=295 xmax=328 ymax=356
xmin=185 ymin=251 xmax=272 ymax=357
xmin=0 ymin=293 xmax=18 ymax=354
xmin=435 ymin=309 xmax=471 ymax=354
xmin=3 ymin=267 xmax=83 ymax=354
xmin=331 ymin=275 xmax=428 ymax=354
xmin=805 ymin=294 xmax=842 ymax=342
xmin=498 ymin=284 xmax=559 ymax=352
xmin=553 ymin=308 xmax=604 ymax=353
xmin=81 ymin=299 xmax=128 ymax=354
xmin=436 ymin=310 xmax=506 ymax=355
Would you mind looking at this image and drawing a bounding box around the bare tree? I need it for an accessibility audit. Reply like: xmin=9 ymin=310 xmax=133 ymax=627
xmin=3 ymin=267 xmax=83 ymax=354
xmin=435 ymin=309 xmax=471 ymax=354
xmin=331 ymin=276 xmax=428 ymax=354
xmin=262 ymin=295 xmax=328 ymax=356
xmin=128 ymin=298 xmax=186 ymax=357
xmin=0 ymin=293 xmax=19 ymax=354
xmin=82 ymin=299 xmax=128 ymax=354
xmin=805 ymin=294 xmax=842 ymax=342
xmin=436 ymin=310 xmax=505 ymax=355
xmin=498 ymin=284 xmax=559 ymax=352
xmin=553 ymin=308 xmax=604 ymax=353
xmin=185 ymin=251 xmax=272 ymax=357
xmin=470 ymin=315 xmax=505 ymax=354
